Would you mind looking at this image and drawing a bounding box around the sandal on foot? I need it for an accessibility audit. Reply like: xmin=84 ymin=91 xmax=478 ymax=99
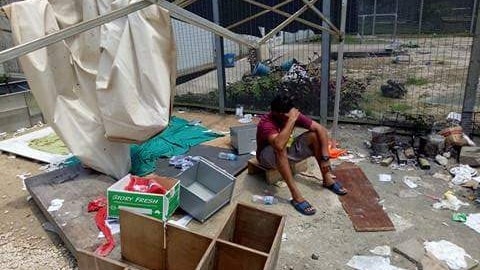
xmin=290 ymin=200 xmax=316 ymax=215
xmin=324 ymin=182 xmax=347 ymax=195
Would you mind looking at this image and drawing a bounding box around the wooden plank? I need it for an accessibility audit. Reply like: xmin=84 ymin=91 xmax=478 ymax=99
xmin=77 ymin=249 xmax=128 ymax=270
xmin=25 ymin=165 xmax=116 ymax=257
xmin=263 ymin=214 xmax=285 ymax=270
xmin=333 ymin=162 xmax=395 ymax=232
xmin=219 ymin=203 xmax=283 ymax=254
xmin=166 ymin=224 xmax=213 ymax=270
xmin=214 ymin=240 xmax=268 ymax=270
xmin=119 ymin=209 xmax=165 ymax=270
xmin=196 ymin=243 xmax=217 ymax=270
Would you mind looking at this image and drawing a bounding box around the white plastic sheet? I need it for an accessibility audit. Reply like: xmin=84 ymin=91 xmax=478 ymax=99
xmin=424 ymin=240 xmax=470 ymax=270
xmin=6 ymin=0 xmax=176 ymax=178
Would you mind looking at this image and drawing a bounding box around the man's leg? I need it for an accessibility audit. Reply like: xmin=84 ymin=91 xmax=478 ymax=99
xmin=274 ymin=148 xmax=315 ymax=213
xmin=304 ymin=131 xmax=347 ymax=192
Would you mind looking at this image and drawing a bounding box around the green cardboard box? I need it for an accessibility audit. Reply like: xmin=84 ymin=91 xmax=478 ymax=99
xmin=107 ymin=174 xmax=180 ymax=220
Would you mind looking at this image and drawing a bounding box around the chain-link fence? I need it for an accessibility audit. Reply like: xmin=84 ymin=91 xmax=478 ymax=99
xmin=172 ymin=0 xmax=478 ymax=132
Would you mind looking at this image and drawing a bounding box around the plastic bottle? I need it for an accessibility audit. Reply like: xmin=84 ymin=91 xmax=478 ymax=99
xmin=218 ymin=152 xmax=238 ymax=161
xmin=251 ymin=195 xmax=278 ymax=205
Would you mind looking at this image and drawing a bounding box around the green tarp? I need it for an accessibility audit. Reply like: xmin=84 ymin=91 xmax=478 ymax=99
xmin=65 ymin=116 xmax=223 ymax=177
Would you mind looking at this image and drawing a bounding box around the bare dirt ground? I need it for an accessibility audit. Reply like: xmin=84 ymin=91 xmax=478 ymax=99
xmin=0 ymin=110 xmax=479 ymax=269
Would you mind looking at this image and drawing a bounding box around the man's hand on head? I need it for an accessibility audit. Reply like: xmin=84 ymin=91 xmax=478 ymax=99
xmin=286 ymin=108 xmax=300 ymax=122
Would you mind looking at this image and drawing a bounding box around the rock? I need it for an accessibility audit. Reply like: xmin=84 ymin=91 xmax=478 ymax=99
xmin=394 ymin=238 xmax=425 ymax=268
xmin=311 ymin=253 xmax=319 ymax=260
xmin=459 ymin=147 xmax=480 ymax=167
xmin=381 ymin=80 xmax=407 ymax=98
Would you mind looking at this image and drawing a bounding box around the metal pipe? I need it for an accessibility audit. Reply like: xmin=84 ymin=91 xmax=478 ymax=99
xmin=462 ymin=2 xmax=480 ymax=134
xmin=418 ymin=0 xmax=424 ymax=34
xmin=320 ymin=0 xmax=331 ymax=125
xmin=241 ymin=0 xmax=337 ymax=36
xmin=259 ymin=0 xmax=319 ymax=44
xmin=212 ymin=0 xmax=226 ymax=114
xmin=471 ymin=0 xmax=479 ymax=34
xmin=227 ymin=0 xmax=294 ymax=29
xmin=372 ymin=0 xmax=377 ymax=35
xmin=331 ymin=0 xmax=347 ymax=141
xmin=300 ymin=0 xmax=340 ymax=33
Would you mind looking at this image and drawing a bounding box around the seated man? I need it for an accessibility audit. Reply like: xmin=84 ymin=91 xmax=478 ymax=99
xmin=256 ymin=94 xmax=347 ymax=215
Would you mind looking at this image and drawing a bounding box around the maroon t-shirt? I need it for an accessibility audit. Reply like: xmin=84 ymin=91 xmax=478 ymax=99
xmin=256 ymin=112 xmax=313 ymax=154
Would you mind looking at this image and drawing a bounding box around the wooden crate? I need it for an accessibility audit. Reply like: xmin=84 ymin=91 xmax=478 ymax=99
xmin=88 ymin=204 xmax=286 ymax=270
xmin=216 ymin=203 xmax=285 ymax=270
xmin=247 ymin=157 xmax=308 ymax=184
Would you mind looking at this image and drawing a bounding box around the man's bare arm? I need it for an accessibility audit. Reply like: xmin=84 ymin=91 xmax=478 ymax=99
xmin=268 ymin=108 xmax=299 ymax=151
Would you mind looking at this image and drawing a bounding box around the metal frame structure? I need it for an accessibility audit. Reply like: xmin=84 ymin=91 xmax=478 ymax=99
xmin=0 ymin=0 xmax=348 ymax=140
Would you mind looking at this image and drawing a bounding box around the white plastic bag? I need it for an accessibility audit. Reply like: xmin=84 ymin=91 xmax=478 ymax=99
xmin=424 ymin=240 xmax=470 ymax=270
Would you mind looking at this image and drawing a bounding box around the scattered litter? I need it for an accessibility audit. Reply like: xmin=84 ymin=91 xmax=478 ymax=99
xmin=433 ymin=191 xmax=469 ymax=211
xmin=187 ymin=119 xmax=201 ymax=126
xmin=433 ymin=172 xmax=451 ymax=182
xmin=169 ymin=155 xmax=200 ymax=171
xmin=461 ymin=180 xmax=479 ymax=190
xmin=424 ymin=240 xmax=472 ymax=270
xmin=450 ymin=165 xmax=477 ymax=185
xmin=346 ymin=255 xmax=405 ymax=270
xmin=311 ymin=253 xmax=319 ymax=260
xmin=26 ymin=195 xmax=32 ymax=201
xmin=250 ymin=151 xmax=256 ymax=156
xmin=465 ymin=213 xmax=480 ymax=234
xmin=8 ymin=155 xmax=16 ymax=159
xmin=390 ymin=213 xmax=413 ymax=231
xmin=47 ymin=199 xmax=64 ymax=212
xmin=177 ymin=110 xmax=185 ymax=114
xmin=380 ymin=157 xmax=394 ymax=166
xmin=13 ymin=127 xmax=28 ymax=136
xmin=369 ymin=245 xmax=391 ymax=257
xmin=347 ymin=110 xmax=366 ymax=119
xmin=98 ymin=219 xmax=120 ymax=238
xmin=402 ymin=176 xmax=420 ymax=189
xmin=398 ymin=189 xmax=418 ymax=198
xmin=42 ymin=222 xmax=59 ymax=234
xmin=3 ymin=210 xmax=8 ymax=214
xmin=379 ymin=174 xmax=392 ymax=182
xmin=442 ymin=222 xmax=449 ymax=227
xmin=282 ymin=233 xmax=288 ymax=242
xmin=167 ymin=215 xmax=193 ymax=229
xmin=435 ymin=154 xmax=448 ymax=166
xmin=16 ymin=172 xmax=31 ymax=191
xmin=0 ymin=132 xmax=6 ymax=138
xmin=38 ymin=163 xmax=62 ymax=172
xmin=338 ymin=154 xmax=355 ymax=160
xmin=451 ymin=213 xmax=467 ymax=223
xmin=447 ymin=112 xmax=461 ymax=123
xmin=238 ymin=114 xmax=253 ymax=124
xmin=274 ymin=181 xmax=287 ymax=188
xmin=443 ymin=152 xmax=451 ymax=158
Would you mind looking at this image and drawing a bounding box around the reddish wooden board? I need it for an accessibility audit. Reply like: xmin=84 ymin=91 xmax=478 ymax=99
xmin=333 ymin=162 xmax=395 ymax=232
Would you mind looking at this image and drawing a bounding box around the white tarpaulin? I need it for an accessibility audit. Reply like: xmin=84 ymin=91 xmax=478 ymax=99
xmin=5 ymin=0 xmax=176 ymax=178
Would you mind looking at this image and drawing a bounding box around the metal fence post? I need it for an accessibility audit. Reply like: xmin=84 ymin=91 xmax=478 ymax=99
xmin=320 ymin=0 xmax=331 ymax=125
xmin=472 ymin=0 xmax=479 ymax=35
xmin=372 ymin=0 xmax=377 ymax=35
xmin=462 ymin=3 xmax=480 ymax=135
xmin=212 ymin=0 xmax=226 ymax=114
xmin=418 ymin=0 xmax=424 ymax=34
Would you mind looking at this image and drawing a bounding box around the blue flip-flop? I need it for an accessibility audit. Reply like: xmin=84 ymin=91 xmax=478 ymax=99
xmin=290 ymin=200 xmax=316 ymax=215
xmin=324 ymin=182 xmax=347 ymax=195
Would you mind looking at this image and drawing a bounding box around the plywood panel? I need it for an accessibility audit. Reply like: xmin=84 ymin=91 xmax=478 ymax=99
xmin=219 ymin=203 xmax=282 ymax=254
xmin=333 ymin=162 xmax=395 ymax=232
xmin=120 ymin=209 xmax=165 ymax=270
xmin=77 ymin=249 xmax=128 ymax=270
xmin=166 ymin=224 xmax=212 ymax=270
xmin=215 ymin=240 xmax=268 ymax=270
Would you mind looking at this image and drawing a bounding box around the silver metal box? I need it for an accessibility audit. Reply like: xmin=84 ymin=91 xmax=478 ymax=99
xmin=177 ymin=157 xmax=236 ymax=223
xmin=230 ymin=124 xmax=257 ymax=155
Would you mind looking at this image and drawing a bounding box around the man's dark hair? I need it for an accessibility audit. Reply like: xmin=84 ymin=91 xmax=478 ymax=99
xmin=271 ymin=94 xmax=295 ymax=113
